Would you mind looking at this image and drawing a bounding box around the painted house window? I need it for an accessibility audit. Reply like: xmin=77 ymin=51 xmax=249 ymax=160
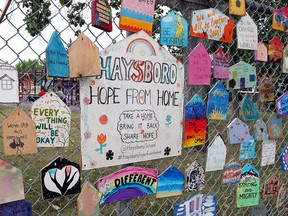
xmin=2 ymin=79 xmax=13 ymax=90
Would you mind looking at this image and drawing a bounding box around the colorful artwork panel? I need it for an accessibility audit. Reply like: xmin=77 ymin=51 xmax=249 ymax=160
xmin=185 ymin=94 xmax=206 ymax=119
xmin=184 ymin=118 xmax=207 ymax=148
xmin=156 ymin=166 xmax=184 ymax=198
xmin=255 ymin=42 xmax=268 ymax=62
xmin=241 ymin=96 xmax=260 ymax=121
xmin=229 ymin=0 xmax=245 ymax=16
xmin=190 ymin=8 xmax=234 ymax=43
xmin=160 ymin=11 xmax=188 ymax=47
xmin=280 ymin=146 xmax=288 ymax=171
xmin=185 ymin=161 xmax=205 ymax=192
xmin=207 ymin=81 xmax=229 ymax=120
xmin=227 ymin=118 xmax=249 ymax=144
xmin=261 ymin=140 xmax=276 ymax=167
xmin=213 ymin=48 xmax=229 ymax=79
xmin=259 ymin=82 xmax=274 ymax=103
xmin=77 ymin=182 xmax=99 ymax=216
xmin=98 ymin=166 xmax=158 ymax=205
xmin=0 ymin=200 xmax=32 ymax=216
xmin=268 ymin=118 xmax=283 ymax=139
xmin=91 ymin=0 xmax=112 ymax=32
xmin=41 ymin=157 xmax=81 ymax=199
xmin=268 ymin=36 xmax=283 ymax=63
xmin=263 ymin=175 xmax=280 ymax=199
xmin=239 ymin=135 xmax=256 ymax=161
xmin=276 ymin=92 xmax=288 ymax=118
xmin=222 ymin=160 xmax=241 ymax=186
xmin=253 ymin=119 xmax=268 ymax=141
xmin=272 ymin=7 xmax=288 ymax=32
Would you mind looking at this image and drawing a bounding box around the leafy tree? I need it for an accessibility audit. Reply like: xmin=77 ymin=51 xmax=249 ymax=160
xmin=15 ymin=58 xmax=45 ymax=72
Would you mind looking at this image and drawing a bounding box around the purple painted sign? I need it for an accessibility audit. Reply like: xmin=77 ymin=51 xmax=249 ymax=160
xmin=213 ymin=48 xmax=229 ymax=79
xmin=0 ymin=200 xmax=32 ymax=216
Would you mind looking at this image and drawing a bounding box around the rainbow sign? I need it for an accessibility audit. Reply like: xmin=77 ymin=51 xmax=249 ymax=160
xmin=98 ymin=166 xmax=158 ymax=205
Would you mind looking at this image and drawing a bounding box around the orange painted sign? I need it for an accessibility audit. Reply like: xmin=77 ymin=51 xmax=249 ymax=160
xmin=272 ymin=7 xmax=288 ymax=32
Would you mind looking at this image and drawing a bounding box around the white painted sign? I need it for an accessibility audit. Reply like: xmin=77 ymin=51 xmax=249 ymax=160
xmin=31 ymin=92 xmax=71 ymax=147
xmin=80 ymin=31 xmax=184 ymax=170
xmin=237 ymin=13 xmax=258 ymax=50
xmin=283 ymin=44 xmax=288 ymax=73
xmin=261 ymin=140 xmax=276 ymax=166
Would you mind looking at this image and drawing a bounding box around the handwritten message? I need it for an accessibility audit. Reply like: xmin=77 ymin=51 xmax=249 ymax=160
xmin=237 ymin=14 xmax=258 ymax=50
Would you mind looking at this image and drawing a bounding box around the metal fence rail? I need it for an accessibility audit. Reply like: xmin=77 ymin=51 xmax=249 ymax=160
xmin=0 ymin=0 xmax=287 ymax=215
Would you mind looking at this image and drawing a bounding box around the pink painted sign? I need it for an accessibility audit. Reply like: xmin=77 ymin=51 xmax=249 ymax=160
xmin=188 ymin=43 xmax=211 ymax=85
xmin=254 ymin=42 xmax=268 ymax=62
xmin=213 ymin=48 xmax=229 ymax=79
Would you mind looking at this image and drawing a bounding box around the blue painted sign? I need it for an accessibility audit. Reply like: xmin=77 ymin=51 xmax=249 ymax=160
xmin=276 ymin=92 xmax=288 ymax=118
xmin=0 ymin=200 xmax=32 ymax=216
xmin=280 ymin=146 xmax=288 ymax=171
xmin=227 ymin=118 xmax=250 ymax=144
xmin=207 ymin=81 xmax=229 ymax=120
xmin=239 ymin=135 xmax=256 ymax=161
xmin=268 ymin=118 xmax=283 ymax=139
xmin=253 ymin=119 xmax=268 ymax=141
xmin=160 ymin=11 xmax=188 ymax=47
xmin=45 ymin=31 xmax=69 ymax=78
xmin=241 ymin=96 xmax=260 ymax=121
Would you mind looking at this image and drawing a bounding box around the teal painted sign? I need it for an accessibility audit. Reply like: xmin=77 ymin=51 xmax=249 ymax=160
xmin=241 ymin=96 xmax=259 ymax=121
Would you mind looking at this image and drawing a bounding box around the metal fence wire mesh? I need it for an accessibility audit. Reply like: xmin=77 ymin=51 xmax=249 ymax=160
xmin=0 ymin=0 xmax=287 ymax=215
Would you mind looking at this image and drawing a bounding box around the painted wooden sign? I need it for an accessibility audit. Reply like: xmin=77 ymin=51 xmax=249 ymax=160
xmin=119 ymin=0 xmax=155 ymax=35
xmin=190 ymin=8 xmax=234 ymax=43
xmin=80 ymin=31 xmax=184 ymax=169
xmin=160 ymin=11 xmax=188 ymax=47
xmin=272 ymin=7 xmax=288 ymax=32
xmin=241 ymin=96 xmax=260 ymax=121
xmin=276 ymin=92 xmax=288 ymax=118
xmin=222 ymin=160 xmax=241 ymax=186
xmin=213 ymin=48 xmax=229 ymax=79
xmin=41 ymin=157 xmax=81 ymax=199
xmin=0 ymin=61 xmax=19 ymax=103
xmin=237 ymin=13 xmax=258 ymax=50
xmin=276 ymin=184 xmax=287 ymax=208
xmin=261 ymin=140 xmax=276 ymax=167
xmin=45 ymin=31 xmax=69 ymax=78
xmin=68 ymin=33 xmax=100 ymax=78
xmin=184 ymin=94 xmax=206 ymax=148
xmin=259 ymin=82 xmax=274 ymax=103
xmin=227 ymin=118 xmax=249 ymax=144
xmin=188 ymin=43 xmax=211 ymax=85
xmin=255 ymin=42 xmax=268 ymax=62
xmin=31 ymin=92 xmax=71 ymax=147
xmin=251 ymin=200 xmax=267 ymax=216
xmin=207 ymin=81 xmax=229 ymax=120
xmin=268 ymin=36 xmax=283 ymax=63
xmin=0 ymin=200 xmax=32 ymax=216
xmin=283 ymin=44 xmax=288 ymax=73
xmin=229 ymin=0 xmax=245 ymax=16
xmin=98 ymin=166 xmax=158 ymax=205
xmin=237 ymin=164 xmax=260 ymax=208
xmin=263 ymin=175 xmax=280 ymax=199
xmin=156 ymin=166 xmax=184 ymax=198
xmin=185 ymin=161 xmax=205 ymax=192
xmin=77 ymin=181 xmax=99 ymax=216
xmin=2 ymin=107 xmax=37 ymax=155
xmin=280 ymin=146 xmax=288 ymax=171
xmin=239 ymin=135 xmax=256 ymax=161
xmin=206 ymin=135 xmax=227 ymax=172
xmin=0 ymin=160 xmax=25 ymax=204
xmin=253 ymin=119 xmax=268 ymax=141
xmin=91 ymin=0 xmax=112 ymax=32
xmin=227 ymin=61 xmax=256 ymax=90
xmin=268 ymin=118 xmax=283 ymax=139
xmin=174 ymin=194 xmax=217 ymax=216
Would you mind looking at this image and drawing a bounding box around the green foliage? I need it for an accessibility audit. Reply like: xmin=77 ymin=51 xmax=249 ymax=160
xmin=15 ymin=59 xmax=45 ymax=73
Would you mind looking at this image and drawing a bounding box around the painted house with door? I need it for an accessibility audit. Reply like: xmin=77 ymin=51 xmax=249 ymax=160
xmin=0 ymin=60 xmax=19 ymax=103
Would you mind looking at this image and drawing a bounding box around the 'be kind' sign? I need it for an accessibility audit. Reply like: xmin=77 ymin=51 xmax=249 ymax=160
xmin=80 ymin=31 xmax=184 ymax=170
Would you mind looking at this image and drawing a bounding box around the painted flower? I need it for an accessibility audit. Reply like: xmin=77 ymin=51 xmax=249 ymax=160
xmin=84 ymin=131 xmax=91 ymax=139
xmin=97 ymin=133 xmax=107 ymax=145
xmin=83 ymin=97 xmax=90 ymax=105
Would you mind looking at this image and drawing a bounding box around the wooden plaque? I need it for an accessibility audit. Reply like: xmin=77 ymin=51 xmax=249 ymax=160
xmin=77 ymin=182 xmax=99 ymax=216
xmin=91 ymin=0 xmax=112 ymax=32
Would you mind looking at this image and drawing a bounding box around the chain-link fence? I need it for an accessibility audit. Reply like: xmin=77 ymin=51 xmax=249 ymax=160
xmin=0 ymin=0 xmax=287 ymax=215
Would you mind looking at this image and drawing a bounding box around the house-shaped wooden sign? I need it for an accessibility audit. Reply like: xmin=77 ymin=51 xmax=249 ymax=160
xmin=227 ymin=61 xmax=256 ymax=90
xmin=2 ymin=107 xmax=37 ymax=156
xmin=222 ymin=160 xmax=241 ymax=186
xmin=276 ymin=92 xmax=288 ymax=118
xmin=213 ymin=48 xmax=229 ymax=79
xmin=0 ymin=60 xmax=19 ymax=103
xmin=251 ymin=200 xmax=267 ymax=216
xmin=227 ymin=118 xmax=249 ymax=144
xmin=31 ymin=92 xmax=71 ymax=147
xmin=239 ymin=134 xmax=256 ymax=161
xmin=261 ymin=140 xmax=276 ymax=167
xmin=259 ymin=81 xmax=274 ymax=103
xmin=272 ymin=7 xmax=288 ymax=32
xmin=253 ymin=119 xmax=268 ymax=141
xmin=184 ymin=94 xmax=207 ymax=148
xmin=91 ymin=0 xmax=112 ymax=32
xmin=156 ymin=166 xmax=184 ymax=198
xmin=207 ymin=81 xmax=229 ymax=120
xmin=241 ymin=96 xmax=260 ymax=121
xmin=255 ymin=42 xmax=268 ymax=62
xmin=283 ymin=44 xmax=288 ymax=73
xmin=119 ymin=0 xmax=155 ymax=35
xmin=190 ymin=8 xmax=234 ymax=43
xmin=160 ymin=11 xmax=188 ymax=47
xmin=229 ymin=0 xmax=245 ymax=16
xmin=98 ymin=166 xmax=158 ymax=204
xmin=268 ymin=117 xmax=283 ymax=139
xmin=188 ymin=43 xmax=211 ymax=85
xmin=185 ymin=161 xmax=205 ymax=192
xmin=237 ymin=164 xmax=260 ymax=208
xmin=276 ymin=185 xmax=287 ymax=208
xmin=174 ymin=194 xmax=217 ymax=216
xmin=237 ymin=13 xmax=258 ymax=50
xmin=268 ymin=36 xmax=283 ymax=63
xmin=68 ymin=33 xmax=100 ymax=78
xmin=0 ymin=200 xmax=32 ymax=216
xmin=280 ymin=146 xmax=288 ymax=171
xmin=77 ymin=181 xmax=99 ymax=216
xmin=41 ymin=157 xmax=81 ymax=199
xmin=206 ymin=135 xmax=227 ymax=172
xmin=263 ymin=175 xmax=280 ymax=199
xmin=45 ymin=31 xmax=69 ymax=78
xmin=0 ymin=160 xmax=25 ymax=204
